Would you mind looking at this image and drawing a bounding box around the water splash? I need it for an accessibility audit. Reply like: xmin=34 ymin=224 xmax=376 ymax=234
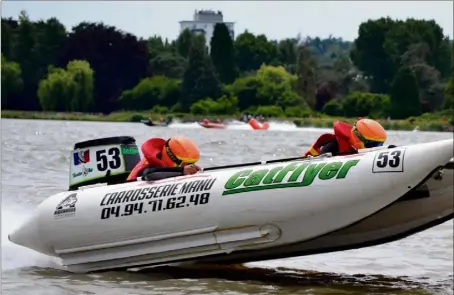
xmin=1 ymin=205 xmax=60 ymax=271
xmin=167 ymin=119 xmax=302 ymax=132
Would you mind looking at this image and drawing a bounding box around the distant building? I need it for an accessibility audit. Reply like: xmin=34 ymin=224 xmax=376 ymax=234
xmin=179 ymin=10 xmax=235 ymax=50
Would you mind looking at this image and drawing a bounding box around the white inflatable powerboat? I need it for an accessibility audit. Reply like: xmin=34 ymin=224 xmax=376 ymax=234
xmin=8 ymin=136 xmax=454 ymax=273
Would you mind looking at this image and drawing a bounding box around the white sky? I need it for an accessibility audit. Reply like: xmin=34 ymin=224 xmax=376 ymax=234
xmin=2 ymin=1 xmax=453 ymax=41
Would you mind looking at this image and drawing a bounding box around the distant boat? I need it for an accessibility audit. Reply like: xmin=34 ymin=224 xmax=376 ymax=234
xmin=198 ymin=120 xmax=226 ymax=129
xmin=141 ymin=119 xmax=171 ymax=127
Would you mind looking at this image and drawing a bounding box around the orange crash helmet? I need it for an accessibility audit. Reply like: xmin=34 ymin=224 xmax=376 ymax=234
xmin=349 ymin=118 xmax=387 ymax=149
xmin=161 ymin=136 xmax=200 ymax=167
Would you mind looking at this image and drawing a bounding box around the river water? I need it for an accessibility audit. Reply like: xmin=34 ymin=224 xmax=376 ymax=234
xmin=1 ymin=118 xmax=453 ymax=295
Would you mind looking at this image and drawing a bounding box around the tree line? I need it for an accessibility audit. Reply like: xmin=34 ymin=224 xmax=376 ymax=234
xmin=2 ymin=10 xmax=453 ymax=119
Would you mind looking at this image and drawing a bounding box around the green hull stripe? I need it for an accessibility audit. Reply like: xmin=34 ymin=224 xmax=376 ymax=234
xmin=222 ymin=181 xmax=326 ymax=195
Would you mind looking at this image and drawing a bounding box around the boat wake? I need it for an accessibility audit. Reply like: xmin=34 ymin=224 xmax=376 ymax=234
xmin=167 ymin=119 xmax=301 ymax=131
xmin=5 ymin=260 xmax=451 ymax=295
xmin=1 ymin=205 xmax=62 ymax=271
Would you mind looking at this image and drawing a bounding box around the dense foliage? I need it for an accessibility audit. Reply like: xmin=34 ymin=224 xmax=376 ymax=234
xmin=2 ymin=11 xmax=453 ymax=119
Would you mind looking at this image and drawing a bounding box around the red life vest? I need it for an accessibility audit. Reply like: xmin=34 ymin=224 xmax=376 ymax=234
xmin=333 ymin=121 xmax=355 ymax=154
xmin=303 ymin=121 xmax=354 ymax=157
xmin=126 ymin=138 xmax=167 ymax=181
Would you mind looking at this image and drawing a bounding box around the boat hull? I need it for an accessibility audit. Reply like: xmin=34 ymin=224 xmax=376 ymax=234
xmin=142 ymin=122 xmax=168 ymax=127
xmin=8 ymin=140 xmax=454 ymax=273
xmin=198 ymin=122 xmax=226 ymax=129
xmin=248 ymin=118 xmax=269 ymax=130
xmin=194 ymin=159 xmax=454 ymax=265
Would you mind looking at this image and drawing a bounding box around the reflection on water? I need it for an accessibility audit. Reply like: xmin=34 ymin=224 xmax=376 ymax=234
xmin=1 ymin=119 xmax=453 ymax=295
xmin=5 ymin=264 xmax=449 ymax=295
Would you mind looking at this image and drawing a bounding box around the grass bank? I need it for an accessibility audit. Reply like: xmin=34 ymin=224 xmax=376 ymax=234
xmin=2 ymin=110 xmax=453 ymax=132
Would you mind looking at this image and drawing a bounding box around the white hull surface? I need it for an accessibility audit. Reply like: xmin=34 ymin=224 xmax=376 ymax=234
xmin=9 ymin=139 xmax=454 ymax=273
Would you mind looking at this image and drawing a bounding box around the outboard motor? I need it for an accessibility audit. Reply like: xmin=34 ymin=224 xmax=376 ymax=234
xmin=69 ymin=136 xmax=141 ymax=191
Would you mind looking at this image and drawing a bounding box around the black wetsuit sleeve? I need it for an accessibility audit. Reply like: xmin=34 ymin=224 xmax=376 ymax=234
xmin=141 ymin=167 xmax=184 ymax=181
xmin=320 ymin=140 xmax=340 ymax=156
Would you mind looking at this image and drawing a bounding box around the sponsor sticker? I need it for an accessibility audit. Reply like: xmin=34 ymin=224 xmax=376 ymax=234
xmin=72 ymin=166 xmax=93 ymax=178
xmin=54 ymin=193 xmax=78 ymax=219
xmin=73 ymin=150 xmax=90 ymax=165
xmin=121 ymin=146 xmax=139 ymax=155
xmin=222 ymin=159 xmax=360 ymax=195
xmin=99 ymin=178 xmax=217 ymax=220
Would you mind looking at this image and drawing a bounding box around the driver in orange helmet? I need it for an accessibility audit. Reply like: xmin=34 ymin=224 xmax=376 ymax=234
xmin=303 ymin=118 xmax=387 ymax=157
xmin=127 ymin=136 xmax=202 ymax=181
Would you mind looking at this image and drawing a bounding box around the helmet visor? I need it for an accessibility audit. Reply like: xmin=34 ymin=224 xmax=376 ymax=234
xmin=353 ymin=126 xmax=385 ymax=149
xmin=164 ymin=140 xmax=197 ymax=167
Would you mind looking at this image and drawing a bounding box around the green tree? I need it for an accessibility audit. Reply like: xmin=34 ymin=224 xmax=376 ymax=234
xmin=66 ymin=60 xmax=95 ymax=112
xmin=304 ymin=36 xmax=353 ymax=71
xmin=1 ymin=54 xmax=23 ymax=109
xmin=225 ymin=76 xmax=263 ymax=110
xmin=295 ymin=46 xmax=317 ymax=109
xmin=398 ymin=43 xmax=445 ymax=111
xmin=352 ymin=17 xmax=451 ymax=94
xmin=34 ymin=17 xmax=68 ymax=79
xmin=147 ymin=35 xmax=169 ymax=59
xmin=384 ymin=19 xmax=451 ymax=79
xmin=190 ymin=94 xmax=238 ymax=115
xmin=277 ymin=38 xmax=298 ymax=72
xmin=118 ymin=75 xmax=181 ymax=110
xmin=150 ymin=52 xmax=187 ymax=79
xmin=193 ymin=34 xmax=208 ymax=55
xmin=342 ymin=92 xmax=390 ymax=118
xmin=13 ymin=11 xmax=40 ymax=110
xmin=234 ymin=31 xmax=278 ymax=72
xmin=443 ymin=79 xmax=453 ymax=110
xmin=226 ymin=65 xmax=304 ymax=111
xmin=37 ymin=60 xmax=94 ymax=112
xmin=3 ymin=10 xmax=453 ymax=119
xmin=176 ymin=28 xmax=193 ymax=59
xmin=1 ymin=18 xmax=18 ymax=61
xmin=60 ymin=21 xmax=149 ymax=113
xmin=8 ymin=12 xmax=68 ymax=110
xmin=442 ymin=42 xmax=454 ymax=110
xmin=256 ymin=105 xmax=284 ymax=117
xmin=256 ymin=65 xmax=303 ymax=108
xmin=210 ymin=23 xmax=239 ymax=84
xmin=322 ymin=100 xmax=343 ymax=117
xmin=390 ymin=66 xmax=421 ymax=118
xmin=350 ymin=17 xmax=396 ymax=93
xmin=180 ymin=45 xmax=222 ymax=111
xmin=38 ymin=67 xmax=75 ymax=111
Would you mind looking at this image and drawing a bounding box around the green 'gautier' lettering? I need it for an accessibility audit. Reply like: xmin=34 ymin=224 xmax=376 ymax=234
xmin=263 ymin=167 xmax=283 ymax=184
xmin=301 ymin=163 xmax=326 ymax=186
xmin=222 ymin=159 xmax=360 ymax=195
xmin=244 ymin=170 xmax=269 ymax=187
xmin=122 ymin=147 xmax=139 ymax=155
xmin=319 ymin=162 xmax=342 ymax=180
xmin=273 ymin=163 xmax=299 ymax=183
xmin=224 ymin=170 xmax=253 ymax=189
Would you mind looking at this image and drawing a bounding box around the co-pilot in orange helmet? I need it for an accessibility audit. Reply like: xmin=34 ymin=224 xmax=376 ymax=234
xmin=161 ymin=136 xmax=200 ymax=167
xmin=349 ymin=118 xmax=387 ymax=150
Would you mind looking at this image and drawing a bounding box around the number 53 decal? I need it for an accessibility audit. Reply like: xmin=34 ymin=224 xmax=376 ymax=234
xmin=372 ymin=148 xmax=406 ymax=173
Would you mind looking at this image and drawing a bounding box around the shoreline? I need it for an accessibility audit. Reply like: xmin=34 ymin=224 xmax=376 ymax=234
xmin=1 ymin=110 xmax=453 ymax=132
